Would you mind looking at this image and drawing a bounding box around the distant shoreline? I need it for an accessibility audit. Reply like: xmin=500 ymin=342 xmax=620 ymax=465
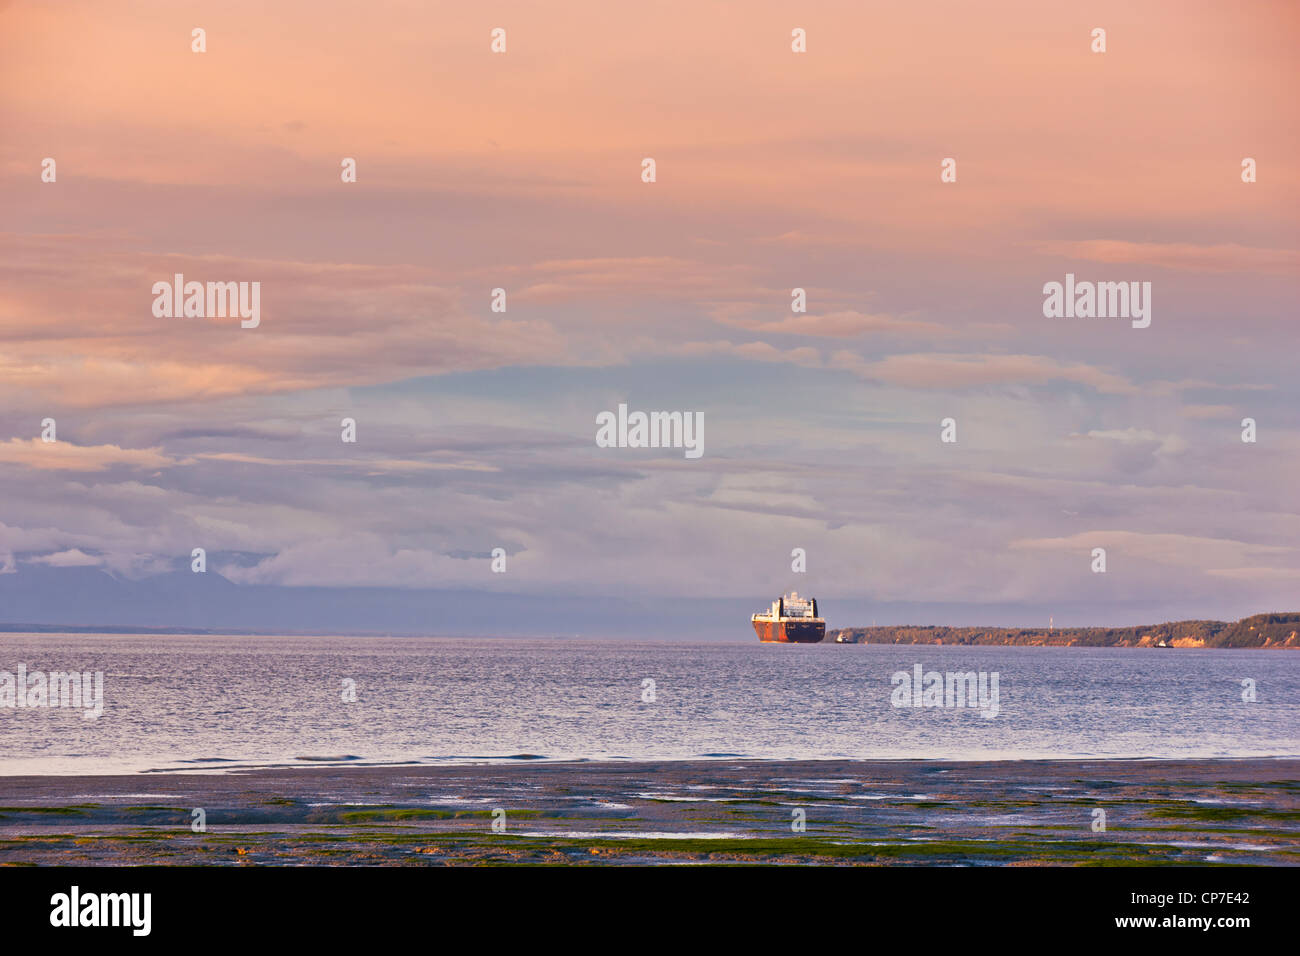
xmin=4 ymin=611 xmax=1299 ymax=646
xmin=827 ymin=612 xmax=1300 ymax=649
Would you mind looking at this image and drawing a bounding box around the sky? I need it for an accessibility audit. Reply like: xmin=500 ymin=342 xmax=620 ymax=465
xmin=0 ymin=0 xmax=1297 ymax=635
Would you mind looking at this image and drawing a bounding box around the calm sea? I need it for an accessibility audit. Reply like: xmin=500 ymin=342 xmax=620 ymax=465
xmin=0 ymin=635 xmax=1296 ymax=774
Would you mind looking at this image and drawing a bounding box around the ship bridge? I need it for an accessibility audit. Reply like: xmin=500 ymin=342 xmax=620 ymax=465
xmin=754 ymin=591 xmax=821 ymax=621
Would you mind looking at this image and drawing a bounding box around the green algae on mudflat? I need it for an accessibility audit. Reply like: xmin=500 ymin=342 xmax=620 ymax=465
xmin=453 ymin=835 xmax=1214 ymax=864
xmin=337 ymin=807 xmax=544 ymax=823
xmin=3 ymin=758 xmax=1295 ymax=866
xmin=1147 ymin=805 xmax=1300 ymax=822
xmin=0 ymin=805 xmax=98 ymax=816
xmin=1148 ymin=824 xmax=1300 ymax=836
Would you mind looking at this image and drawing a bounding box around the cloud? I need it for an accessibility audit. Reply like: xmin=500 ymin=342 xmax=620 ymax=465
xmin=195 ymin=452 xmax=498 ymax=473
xmin=1181 ymin=404 xmax=1236 ymax=420
xmin=831 ymin=352 xmax=1136 ymax=394
xmin=667 ymin=339 xmax=823 ymax=367
xmin=1074 ymin=428 xmax=1188 ymax=456
xmin=1031 ymin=240 xmax=1300 ymax=276
xmin=1206 ymin=567 xmax=1300 ymax=581
xmin=29 ymin=548 xmax=101 ymax=567
xmin=0 ymin=236 xmax=572 ymax=408
xmin=1010 ymin=531 xmax=1292 ymax=570
xmin=506 ymin=257 xmax=773 ymax=310
xmin=0 ymin=438 xmax=179 ymax=471
xmin=753 ymin=230 xmax=870 ymax=247
xmin=712 ymin=309 xmax=941 ymax=338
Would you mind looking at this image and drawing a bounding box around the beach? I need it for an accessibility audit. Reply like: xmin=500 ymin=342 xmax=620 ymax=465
xmin=2 ymin=758 xmax=1295 ymax=865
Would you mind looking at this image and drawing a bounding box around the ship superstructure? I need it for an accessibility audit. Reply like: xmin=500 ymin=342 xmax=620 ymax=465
xmin=751 ymin=591 xmax=826 ymax=643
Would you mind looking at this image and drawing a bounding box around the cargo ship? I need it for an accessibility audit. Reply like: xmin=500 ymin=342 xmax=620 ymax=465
xmin=752 ymin=591 xmax=825 ymax=643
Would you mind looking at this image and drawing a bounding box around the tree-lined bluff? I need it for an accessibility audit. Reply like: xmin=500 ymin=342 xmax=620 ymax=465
xmin=827 ymin=613 xmax=1300 ymax=648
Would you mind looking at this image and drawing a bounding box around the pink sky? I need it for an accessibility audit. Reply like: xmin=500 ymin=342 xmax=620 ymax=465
xmin=0 ymin=0 xmax=1296 ymax=624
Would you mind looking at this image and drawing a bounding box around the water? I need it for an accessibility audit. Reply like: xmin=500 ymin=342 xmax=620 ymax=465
xmin=1 ymin=635 xmax=1296 ymax=774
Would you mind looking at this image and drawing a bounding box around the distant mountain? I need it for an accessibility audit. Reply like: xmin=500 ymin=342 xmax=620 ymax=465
xmin=0 ymin=565 xmax=757 ymax=639
xmin=828 ymin=614 xmax=1300 ymax=648
xmin=0 ymin=565 xmax=1289 ymax=642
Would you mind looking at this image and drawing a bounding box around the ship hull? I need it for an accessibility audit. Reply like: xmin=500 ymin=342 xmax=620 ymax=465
xmin=753 ymin=620 xmax=826 ymax=644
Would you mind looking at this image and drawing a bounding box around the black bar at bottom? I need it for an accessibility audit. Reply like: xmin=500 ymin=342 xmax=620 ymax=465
xmin=0 ymin=865 xmax=1277 ymax=943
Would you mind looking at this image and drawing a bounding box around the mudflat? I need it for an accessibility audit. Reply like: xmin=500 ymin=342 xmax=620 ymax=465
xmin=1 ymin=758 xmax=1296 ymax=865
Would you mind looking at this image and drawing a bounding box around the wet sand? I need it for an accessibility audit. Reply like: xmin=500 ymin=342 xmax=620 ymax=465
xmin=1 ymin=758 xmax=1296 ymax=865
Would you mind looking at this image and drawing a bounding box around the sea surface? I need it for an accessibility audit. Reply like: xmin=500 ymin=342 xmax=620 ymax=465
xmin=0 ymin=635 xmax=1296 ymax=774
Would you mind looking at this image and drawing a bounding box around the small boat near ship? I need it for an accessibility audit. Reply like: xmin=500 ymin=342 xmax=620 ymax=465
xmin=752 ymin=591 xmax=825 ymax=643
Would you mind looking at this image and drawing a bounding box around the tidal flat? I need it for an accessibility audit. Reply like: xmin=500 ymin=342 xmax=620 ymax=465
xmin=0 ymin=759 xmax=1295 ymax=866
